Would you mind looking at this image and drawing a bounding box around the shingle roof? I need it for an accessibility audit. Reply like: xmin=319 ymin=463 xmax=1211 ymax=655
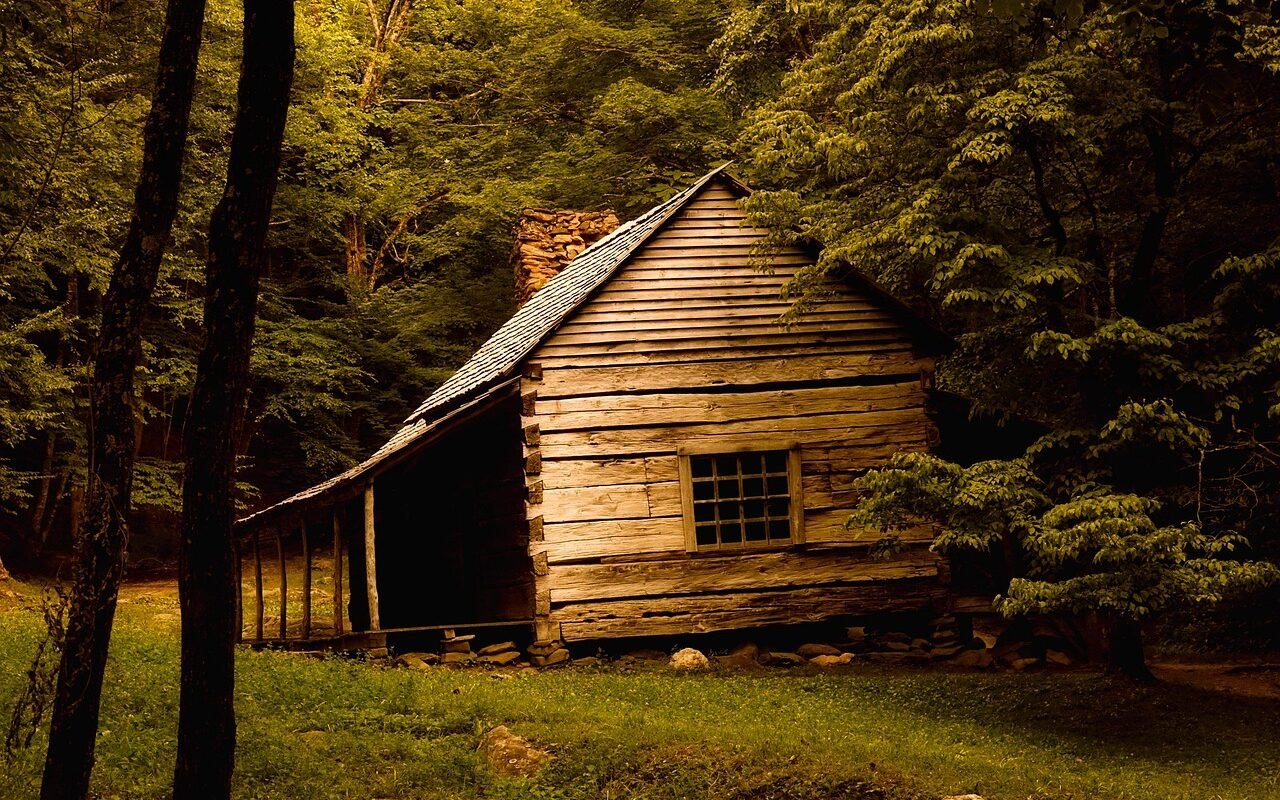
xmin=402 ymin=164 xmax=729 ymax=427
xmin=237 ymin=165 xmax=731 ymax=528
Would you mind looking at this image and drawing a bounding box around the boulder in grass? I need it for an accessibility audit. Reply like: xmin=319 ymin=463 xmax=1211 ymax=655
xmin=478 ymin=725 xmax=550 ymax=777
xmin=810 ymin=653 xmax=856 ymax=667
xmin=442 ymin=652 xmax=475 ymax=665
xmin=796 ymin=643 xmax=842 ymax=658
xmin=943 ymin=795 xmax=985 ymax=800
xmin=670 ymin=647 xmax=710 ymax=670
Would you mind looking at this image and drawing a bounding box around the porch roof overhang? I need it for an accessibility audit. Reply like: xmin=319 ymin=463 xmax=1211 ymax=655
xmin=235 ymin=377 xmax=520 ymax=531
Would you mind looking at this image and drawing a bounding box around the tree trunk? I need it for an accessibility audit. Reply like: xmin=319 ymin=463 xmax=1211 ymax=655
xmin=170 ymin=0 xmax=294 ymax=796
xmin=1103 ymin=616 xmax=1155 ymax=682
xmin=341 ymin=0 xmax=414 ymax=293
xmin=38 ymin=0 xmax=207 ymax=796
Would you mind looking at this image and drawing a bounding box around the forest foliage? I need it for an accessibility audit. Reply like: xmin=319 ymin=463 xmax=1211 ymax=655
xmin=0 ymin=0 xmax=733 ymax=559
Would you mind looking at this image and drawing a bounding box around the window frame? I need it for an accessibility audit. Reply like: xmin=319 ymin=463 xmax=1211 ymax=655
xmin=677 ymin=439 xmax=805 ymax=553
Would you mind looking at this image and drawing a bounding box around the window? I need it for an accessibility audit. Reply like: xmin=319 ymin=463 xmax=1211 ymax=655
xmin=678 ymin=444 xmax=803 ymax=552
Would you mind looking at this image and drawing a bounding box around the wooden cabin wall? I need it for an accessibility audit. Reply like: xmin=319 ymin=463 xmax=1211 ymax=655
xmin=523 ymin=178 xmax=946 ymax=641
xmin=372 ymin=393 xmax=533 ymax=629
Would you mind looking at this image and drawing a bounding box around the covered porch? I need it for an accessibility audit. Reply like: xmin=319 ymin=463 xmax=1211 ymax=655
xmin=232 ymin=379 xmax=534 ymax=651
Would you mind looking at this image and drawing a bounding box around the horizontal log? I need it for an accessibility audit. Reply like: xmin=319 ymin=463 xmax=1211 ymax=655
xmin=539 ymin=480 xmax=681 ymax=523
xmin=625 ymin=254 xmax=813 ymax=270
xmin=804 ymin=508 xmax=936 ymax=545
xmin=540 ymin=409 xmax=929 ymax=459
xmin=534 ymin=341 xmax=914 ymax=371
xmin=540 ymin=456 xmax=678 ymax=490
xmin=591 ymin=284 xmax=795 ymax=302
xmin=553 ymin=580 xmax=944 ymax=640
xmin=540 ymin=516 xmax=686 ymax=563
xmin=549 ymin=547 xmax=942 ymax=604
xmin=554 ymin=311 xmax=889 ymax=338
xmin=565 ymin=300 xmax=872 ymax=324
xmin=535 ymin=381 xmax=924 ymax=432
xmin=543 ymin=318 xmax=903 ymax=350
xmin=536 ymin=353 xmax=927 ymax=398
xmin=662 ymin=221 xmax=771 ymax=234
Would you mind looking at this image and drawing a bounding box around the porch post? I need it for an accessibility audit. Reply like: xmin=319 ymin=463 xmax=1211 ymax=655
xmin=363 ymin=484 xmax=381 ymax=631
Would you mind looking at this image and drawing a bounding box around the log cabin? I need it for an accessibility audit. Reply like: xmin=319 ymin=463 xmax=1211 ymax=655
xmin=234 ymin=165 xmax=952 ymax=649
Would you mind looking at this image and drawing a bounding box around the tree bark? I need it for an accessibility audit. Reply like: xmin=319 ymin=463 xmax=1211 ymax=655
xmin=1103 ymin=616 xmax=1155 ymax=682
xmin=38 ymin=0 xmax=207 ymax=796
xmin=171 ymin=0 xmax=295 ymax=796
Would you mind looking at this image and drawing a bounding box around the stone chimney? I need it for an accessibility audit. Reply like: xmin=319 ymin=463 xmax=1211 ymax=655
xmin=512 ymin=209 xmax=620 ymax=305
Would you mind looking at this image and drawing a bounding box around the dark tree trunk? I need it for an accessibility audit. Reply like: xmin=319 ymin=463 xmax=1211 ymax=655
xmin=1103 ymin=617 xmax=1155 ymax=682
xmin=38 ymin=0 xmax=207 ymax=796
xmin=171 ymin=0 xmax=295 ymax=796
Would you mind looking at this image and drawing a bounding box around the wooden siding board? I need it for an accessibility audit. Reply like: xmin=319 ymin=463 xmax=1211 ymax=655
xmin=552 ymin=581 xmax=944 ymax=640
xmin=549 ymin=549 xmax=941 ymax=604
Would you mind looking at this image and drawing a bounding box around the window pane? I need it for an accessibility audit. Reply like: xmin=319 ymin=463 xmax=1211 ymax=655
xmin=686 ymin=450 xmax=794 ymax=551
xmin=720 ymin=521 xmax=742 ymax=543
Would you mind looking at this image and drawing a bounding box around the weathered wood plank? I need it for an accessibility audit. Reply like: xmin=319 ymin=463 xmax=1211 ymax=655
xmin=552 ymin=580 xmax=943 ymax=640
xmin=803 ymin=508 xmax=936 ymax=546
xmin=536 ymin=353 xmax=925 ymax=398
xmin=276 ymin=531 xmax=287 ymax=640
xmin=539 ymin=480 xmax=682 ymax=523
xmin=332 ymin=511 xmax=344 ymax=636
xmin=549 ymin=548 xmax=940 ymax=603
xmin=534 ymin=341 xmax=915 ymax=370
xmin=591 ymin=284 xmax=796 ymax=303
xmin=253 ymin=530 xmax=264 ymax=640
xmin=300 ymin=521 xmax=312 ymax=639
xmin=536 ymin=382 xmax=924 ymax=432
xmin=544 ymin=318 xmax=902 ymax=348
xmin=541 ymin=516 xmax=686 ymax=563
xmin=540 ymin=409 xmax=929 ymax=459
xmin=539 ymin=456 xmax=676 ymax=490
xmin=565 ymin=301 xmax=873 ymax=324
xmin=364 ymin=485 xmax=381 ymax=631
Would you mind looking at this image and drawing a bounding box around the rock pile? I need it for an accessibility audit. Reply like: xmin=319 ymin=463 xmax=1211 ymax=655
xmin=441 ymin=632 xmax=476 ymax=665
xmin=527 ymin=639 xmax=571 ymax=668
xmin=478 ymin=641 xmax=521 ymax=666
xmin=512 ymin=209 xmax=620 ymax=305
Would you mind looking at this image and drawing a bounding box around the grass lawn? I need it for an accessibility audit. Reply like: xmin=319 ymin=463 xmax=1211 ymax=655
xmin=1 ymin=579 xmax=1278 ymax=800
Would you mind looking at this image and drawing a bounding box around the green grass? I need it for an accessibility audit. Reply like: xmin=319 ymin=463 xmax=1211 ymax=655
xmin=1 ymin=581 xmax=1278 ymax=800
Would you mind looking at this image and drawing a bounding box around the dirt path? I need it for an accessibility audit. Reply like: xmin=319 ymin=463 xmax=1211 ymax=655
xmin=1152 ymin=659 xmax=1280 ymax=700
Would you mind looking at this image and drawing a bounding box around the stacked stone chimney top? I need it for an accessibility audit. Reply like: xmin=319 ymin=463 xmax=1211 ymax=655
xmin=512 ymin=208 xmax=621 ymax=305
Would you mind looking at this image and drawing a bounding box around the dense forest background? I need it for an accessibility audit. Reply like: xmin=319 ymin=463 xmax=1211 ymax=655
xmin=0 ymin=0 xmax=735 ymax=562
xmin=2 ymin=0 xmax=1279 ymax=648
